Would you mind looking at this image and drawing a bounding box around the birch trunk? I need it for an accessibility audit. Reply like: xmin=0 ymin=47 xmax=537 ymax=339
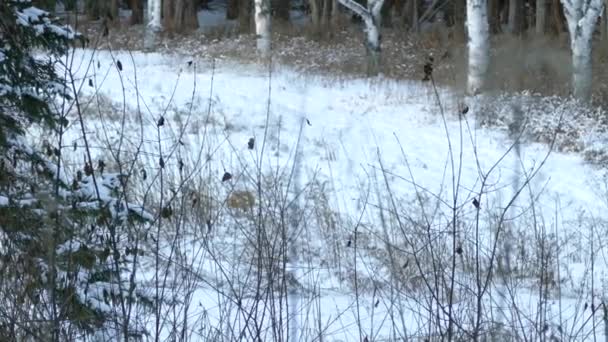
xmin=145 ymin=0 xmax=162 ymax=50
xmin=338 ymin=0 xmax=385 ymax=75
xmin=255 ymin=0 xmax=272 ymax=55
xmin=466 ymin=0 xmax=490 ymax=94
xmin=571 ymin=37 xmax=593 ymax=100
xmin=561 ymin=0 xmax=604 ymax=100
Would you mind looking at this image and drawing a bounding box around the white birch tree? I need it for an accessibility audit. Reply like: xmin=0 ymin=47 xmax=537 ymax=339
xmin=337 ymin=0 xmax=385 ymax=75
xmin=255 ymin=0 xmax=272 ymax=56
xmin=561 ymin=0 xmax=604 ymax=101
xmin=466 ymin=0 xmax=490 ymax=94
xmin=145 ymin=0 xmax=162 ymax=50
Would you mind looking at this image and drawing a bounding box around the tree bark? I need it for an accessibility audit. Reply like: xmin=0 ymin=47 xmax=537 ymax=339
xmin=601 ymin=0 xmax=608 ymax=55
xmin=508 ymin=0 xmax=524 ymax=34
xmin=310 ymin=0 xmax=321 ymax=28
xmin=255 ymin=0 xmax=272 ymax=55
xmin=572 ymin=37 xmax=593 ymax=100
xmin=174 ymin=0 xmax=186 ymax=30
xmin=338 ymin=0 xmax=384 ymax=75
xmin=130 ymin=0 xmax=144 ymax=24
xmin=110 ymin=0 xmax=119 ymax=21
xmin=411 ymin=0 xmax=419 ymax=32
xmin=467 ymin=0 xmax=490 ymax=94
xmin=227 ymin=0 xmax=240 ymax=19
xmin=184 ymin=0 xmax=199 ymax=30
xmin=85 ymin=0 xmax=104 ymax=20
xmin=488 ymin=0 xmax=502 ymax=33
xmin=323 ymin=0 xmax=333 ymax=26
xmin=273 ymin=0 xmax=290 ymax=21
xmin=163 ymin=0 xmax=175 ymax=30
xmin=331 ymin=0 xmax=339 ymax=25
xmin=145 ymin=0 xmax=163 ymax=50
xmin=452 ymin=0 xmax=466 ymax=41
xmin=551 ymin=0 xmax=563 ymax=34
xmin=239 ymin=0 xmax=252 ymax=32
xmin=536 ymin=0 xmax=546 ymax=34
xmin=561 ymin=0 xmax=603 ymax=101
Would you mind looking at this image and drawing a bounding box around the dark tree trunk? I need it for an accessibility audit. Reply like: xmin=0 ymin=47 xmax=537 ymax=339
xmin=239 ymin=0 xmax=252 ymax=32
xmin=174 ymin=0 xmax=186 ymax=29
xmin=86 ymin=0 xmax=104 ymax=20
xmin=536 ymin=0 xmax=546 ymax=34
xmin=488 ymin=0 xmax=502 ymax=33
xmin=410 ymin=0 xmax=419 ymax=32
xmin=273 ymin=0 xmax=290 ymax=21
xmin=164 ymin=0 xmax=198 ymax=31
xmin=602 ymin=4 xmax=608 ymax=55
xmin=109 ymin=0 xmax=119 ymax=21
xmin=163 ymin=0 xmax=175 ymax=30
xmin=380 ymin=0 xmax=393 ymax=27
xmin=227 ymin=0 xmax=240 ymax=19
xmin=449 ymin=0 xmax=465 ymax=40
xmin=508 ymin=0 xmax=524 ymax=34
xmin=184 ymin=0 xmax=199 ymax=29
xmin=549 ymin=0 xmax=564 ymax=35
xmin=322 ymin=0 xmax=333 ymax=26
xmin=130 ymin=0 xmax=144 ymax=24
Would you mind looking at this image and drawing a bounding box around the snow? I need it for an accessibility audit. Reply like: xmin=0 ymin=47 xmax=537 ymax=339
xmin=62 ymin=49 xmax=608 ymax=340
xmin=15 ymin=6 xmax=47 ymax=27
xmin=14 ymin=5 xmax=77 ymax=39
xmin=70 ymin=50 xmax=602 ymax=214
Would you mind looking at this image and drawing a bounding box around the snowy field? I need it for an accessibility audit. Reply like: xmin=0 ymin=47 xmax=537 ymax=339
xmin=60 ymin=49 xmax=608 ymax=340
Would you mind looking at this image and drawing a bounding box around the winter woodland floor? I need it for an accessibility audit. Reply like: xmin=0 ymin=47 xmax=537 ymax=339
xmin=52 ymin=45 xmax=608 ymax=340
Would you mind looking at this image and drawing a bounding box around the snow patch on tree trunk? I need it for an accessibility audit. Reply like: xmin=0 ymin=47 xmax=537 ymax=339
xmin=338 ymin=0 xmax=385 ymax=75
xmin=255 ymin=0 xmax=272 ymax=56
xmin=561 ymin=0 xmax=604 ymax=101
xmin=466 ymin=0 xmax=490 ymax=94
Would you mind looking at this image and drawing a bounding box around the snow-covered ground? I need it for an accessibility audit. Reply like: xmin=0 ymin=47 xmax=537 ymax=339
xmin=63 ymin=49 xmax=608 ymax=340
